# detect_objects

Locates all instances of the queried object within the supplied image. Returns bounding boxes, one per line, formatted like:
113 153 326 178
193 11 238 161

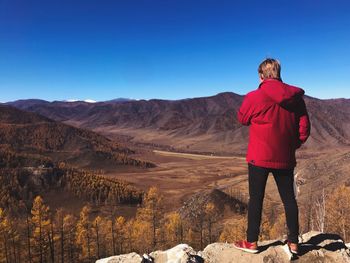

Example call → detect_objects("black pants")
246 163 299 243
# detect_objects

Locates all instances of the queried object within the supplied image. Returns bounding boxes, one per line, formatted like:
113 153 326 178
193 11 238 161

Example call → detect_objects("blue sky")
1 0 350 102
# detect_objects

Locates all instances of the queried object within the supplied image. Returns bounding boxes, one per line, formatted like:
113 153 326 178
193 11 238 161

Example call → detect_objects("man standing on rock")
233 58 310 255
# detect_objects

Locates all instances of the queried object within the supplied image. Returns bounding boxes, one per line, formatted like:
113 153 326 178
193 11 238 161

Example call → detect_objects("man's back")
237 78 310 169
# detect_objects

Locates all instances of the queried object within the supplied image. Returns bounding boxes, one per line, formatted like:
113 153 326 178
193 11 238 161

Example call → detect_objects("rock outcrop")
96 252 143 263
97 231 350 263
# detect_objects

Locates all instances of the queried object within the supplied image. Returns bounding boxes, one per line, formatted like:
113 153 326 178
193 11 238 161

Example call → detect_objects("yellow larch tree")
131 218 153 254
31 195 51 263
164 211 183 248
219 216 247 243
63 214 77 262
0 208 11 263
92 215 108 260
136 186 165 250
325 185 350 241
76 205 94 262
114 216 126 254
204 202 220 244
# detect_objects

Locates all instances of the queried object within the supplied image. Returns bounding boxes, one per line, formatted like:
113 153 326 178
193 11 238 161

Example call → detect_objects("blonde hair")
258 58 281 80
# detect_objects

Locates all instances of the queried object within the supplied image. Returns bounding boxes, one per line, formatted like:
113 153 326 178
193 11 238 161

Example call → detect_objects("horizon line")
2 91 350 104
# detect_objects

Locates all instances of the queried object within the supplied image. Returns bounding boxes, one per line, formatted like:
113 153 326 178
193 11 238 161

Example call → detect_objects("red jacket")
237 79 310 169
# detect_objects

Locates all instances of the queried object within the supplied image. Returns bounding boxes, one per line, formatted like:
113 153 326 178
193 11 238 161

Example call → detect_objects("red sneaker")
287 241 298 254
232 240 259 253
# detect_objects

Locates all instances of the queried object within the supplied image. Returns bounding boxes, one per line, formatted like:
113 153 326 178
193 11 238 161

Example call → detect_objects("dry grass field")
105 150 247 211
103 149 295 220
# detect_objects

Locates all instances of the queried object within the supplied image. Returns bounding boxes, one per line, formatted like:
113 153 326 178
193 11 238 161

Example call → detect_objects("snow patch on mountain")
66 99 97 103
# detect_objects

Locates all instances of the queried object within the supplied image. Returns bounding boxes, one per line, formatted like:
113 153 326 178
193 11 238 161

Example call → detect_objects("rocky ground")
96 231 350 263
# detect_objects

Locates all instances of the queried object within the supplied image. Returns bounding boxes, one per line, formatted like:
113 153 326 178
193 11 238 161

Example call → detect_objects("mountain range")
6 92 350 154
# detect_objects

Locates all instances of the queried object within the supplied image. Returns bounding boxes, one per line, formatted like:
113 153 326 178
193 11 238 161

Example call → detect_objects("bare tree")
313 188 326 232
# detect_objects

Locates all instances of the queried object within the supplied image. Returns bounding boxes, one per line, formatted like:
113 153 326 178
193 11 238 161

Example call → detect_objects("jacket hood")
259 79 304 108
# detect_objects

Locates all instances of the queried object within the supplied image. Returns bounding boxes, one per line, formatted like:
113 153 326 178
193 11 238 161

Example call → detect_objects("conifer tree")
219 216 247 243
47 212 55 263
0 208 21 263
164 211 183 247
8 219 21 263
185 227 196 247
92 216 106 259
0 208 10 263
131 218 152 253
124 218 135 253
76 205 93 262
63 214 76 263
31 196 51 263
19 200 33 263
114 216 126 254
136 186 164 249
204 202 219 244
55 209 64 263
325 185 350 241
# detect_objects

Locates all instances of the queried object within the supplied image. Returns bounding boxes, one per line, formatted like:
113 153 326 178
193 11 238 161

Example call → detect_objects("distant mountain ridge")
6 92 350 154
0 105 154 168
6 97 134 106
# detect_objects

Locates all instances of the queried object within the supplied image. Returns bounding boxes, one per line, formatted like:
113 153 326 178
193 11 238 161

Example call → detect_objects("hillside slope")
0 105 154 168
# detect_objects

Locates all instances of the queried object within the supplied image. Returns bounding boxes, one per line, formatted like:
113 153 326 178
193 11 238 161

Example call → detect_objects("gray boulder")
202 231 350 263
97 231 350 263
96 252 142 263
148 244 203 263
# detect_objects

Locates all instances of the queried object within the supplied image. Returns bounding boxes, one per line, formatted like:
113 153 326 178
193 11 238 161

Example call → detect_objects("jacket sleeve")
237 94 255 126
297 97 310 146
